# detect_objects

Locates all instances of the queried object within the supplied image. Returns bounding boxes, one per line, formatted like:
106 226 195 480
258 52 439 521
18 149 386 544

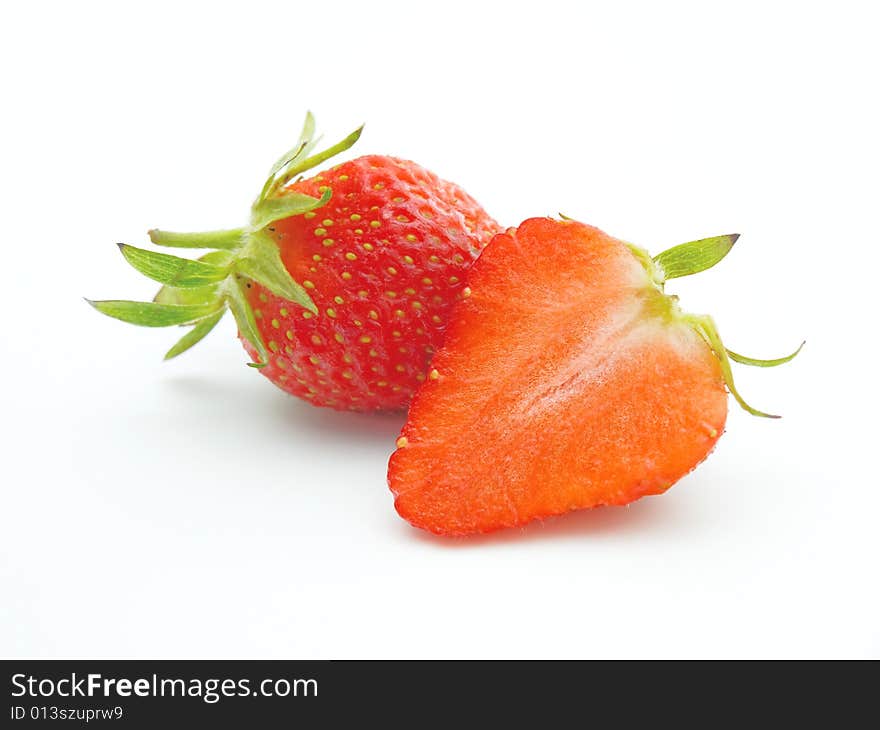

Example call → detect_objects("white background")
2 1 877 659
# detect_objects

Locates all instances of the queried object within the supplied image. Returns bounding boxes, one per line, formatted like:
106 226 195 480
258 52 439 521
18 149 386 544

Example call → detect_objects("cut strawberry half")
388 217 802 536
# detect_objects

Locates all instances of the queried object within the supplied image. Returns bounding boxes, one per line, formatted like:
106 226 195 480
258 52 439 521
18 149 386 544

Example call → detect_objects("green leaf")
727 341 804 367
197 250 235 266
164 310 226 360
225 279 268 367
148 228 245 250
152 251 233 305
119 244 229 287
260 143 309 203
267 111 318 178
153 282 219 306
685 314 780 418
260 123 363 202
153 251 234 304
235 231 318 313
87 299 223 327
281 124 363 181
249 188 332 231
653 234 739 282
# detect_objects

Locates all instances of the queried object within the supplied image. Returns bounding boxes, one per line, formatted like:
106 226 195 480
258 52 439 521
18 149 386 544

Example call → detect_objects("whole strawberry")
90 114 500 411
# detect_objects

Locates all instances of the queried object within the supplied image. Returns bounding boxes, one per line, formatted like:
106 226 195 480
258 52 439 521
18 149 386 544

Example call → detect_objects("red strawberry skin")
242 155 500 411
389 218 728 535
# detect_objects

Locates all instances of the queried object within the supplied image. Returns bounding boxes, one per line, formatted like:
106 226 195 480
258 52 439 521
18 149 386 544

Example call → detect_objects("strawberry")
388 217 802 535
89 114 500 411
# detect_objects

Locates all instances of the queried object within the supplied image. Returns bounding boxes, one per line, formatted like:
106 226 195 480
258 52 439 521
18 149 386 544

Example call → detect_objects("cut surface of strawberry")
389 217 801 535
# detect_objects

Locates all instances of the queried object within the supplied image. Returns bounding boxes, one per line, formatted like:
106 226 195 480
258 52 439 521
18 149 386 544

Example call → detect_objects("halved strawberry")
389 217 801 535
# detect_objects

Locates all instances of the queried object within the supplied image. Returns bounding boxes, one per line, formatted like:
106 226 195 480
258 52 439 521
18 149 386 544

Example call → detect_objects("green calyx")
88 112 363 366
632 234 803 418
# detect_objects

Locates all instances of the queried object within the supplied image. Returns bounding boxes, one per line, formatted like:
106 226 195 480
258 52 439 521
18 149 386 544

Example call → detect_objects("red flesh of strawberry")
389 218 732 535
